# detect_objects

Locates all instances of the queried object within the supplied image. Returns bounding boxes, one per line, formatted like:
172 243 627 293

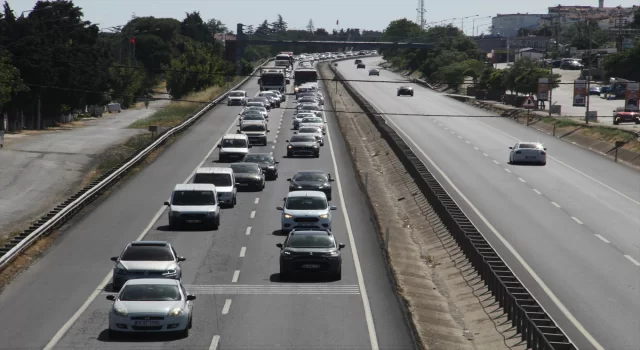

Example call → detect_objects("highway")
338 57 640 350
0 62 415 350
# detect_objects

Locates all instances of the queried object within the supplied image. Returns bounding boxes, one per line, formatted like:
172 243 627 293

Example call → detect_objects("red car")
613 107 640 125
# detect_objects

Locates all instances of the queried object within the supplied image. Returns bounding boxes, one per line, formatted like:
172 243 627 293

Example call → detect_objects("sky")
6 0 640 35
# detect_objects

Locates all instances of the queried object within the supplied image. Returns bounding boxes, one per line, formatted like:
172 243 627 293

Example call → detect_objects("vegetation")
603 41 640 82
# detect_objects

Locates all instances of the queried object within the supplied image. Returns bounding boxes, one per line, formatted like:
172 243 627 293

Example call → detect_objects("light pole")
476 23 491 36
472 16 492 36
460 15 478 35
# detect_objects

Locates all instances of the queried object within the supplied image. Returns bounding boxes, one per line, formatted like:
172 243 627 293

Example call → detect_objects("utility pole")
585 16 592 124
416 0 426 30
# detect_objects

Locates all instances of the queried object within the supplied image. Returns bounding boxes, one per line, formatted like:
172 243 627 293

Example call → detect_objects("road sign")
522 96 536 109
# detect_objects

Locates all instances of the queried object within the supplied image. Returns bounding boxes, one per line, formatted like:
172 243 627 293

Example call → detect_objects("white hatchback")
509 142 547 165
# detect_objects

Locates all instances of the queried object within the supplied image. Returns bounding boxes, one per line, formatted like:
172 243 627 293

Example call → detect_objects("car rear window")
122 246 173 261
193 173 232 187
286 235 334 248
172 190 216 205
120 285 181 301
519 143 541 149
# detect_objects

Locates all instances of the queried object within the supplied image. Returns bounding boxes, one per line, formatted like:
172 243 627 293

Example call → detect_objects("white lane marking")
349 85 604 349
42 113 241 350
444 127 448 130
254 197 260 204
250 211 256 218
551 202 561 208
624 255 640 267
471 117 640 207
473 147 479 150
518 177 526 183
232 270 240 283
572 217 583 225
245 226 252 236
482 153 488 157
272 145 275 149
492 160 499 164
222 299 232 315
533 189 542 195
239 247 246 257
594 234 610 243
465 141 470 144
457 135 462 139
209 335 220 350
504 168 511 173
325 105 380 350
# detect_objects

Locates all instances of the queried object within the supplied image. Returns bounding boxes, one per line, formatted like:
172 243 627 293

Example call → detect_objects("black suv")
397 86 414 96
287 170 334 200
277 229 345 280
242 153 279 180
229 162 265 191
357 63 365 69
286 134 320 158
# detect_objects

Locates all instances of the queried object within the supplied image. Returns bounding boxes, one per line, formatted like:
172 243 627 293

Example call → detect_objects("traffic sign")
522 96 536 109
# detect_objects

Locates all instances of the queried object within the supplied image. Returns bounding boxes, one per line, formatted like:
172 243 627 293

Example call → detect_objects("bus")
293 68 318 90
275 53 294 68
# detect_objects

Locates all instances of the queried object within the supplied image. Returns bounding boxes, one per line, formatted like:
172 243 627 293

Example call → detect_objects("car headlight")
168 308 184 317
283 251 291 255
312 145 318 148
284 214 293 219
268 165 275 169
288 145 293 149
113 307 128 316
319 214 329 219
163 269 177 276
325 251 339 256
170 211 180 217
115 264 127 275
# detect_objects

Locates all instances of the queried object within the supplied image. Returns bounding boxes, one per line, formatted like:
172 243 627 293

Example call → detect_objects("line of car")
103 67 347 338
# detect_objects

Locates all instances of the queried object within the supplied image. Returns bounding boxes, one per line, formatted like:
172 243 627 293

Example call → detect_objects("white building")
491 14 545 37
516 48 545 61
542 4 638 30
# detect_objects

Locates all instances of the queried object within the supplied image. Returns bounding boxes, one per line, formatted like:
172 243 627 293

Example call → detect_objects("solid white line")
518 177 526 183
504 168 511 173
482 152 488 156
465 141 470 144
245 226 252 236
209 335 220 350
351 84 603 349
470 117 640 207
594 234 609 243
221 299 232 315
532 189 542 195
325 100 380 350
254 197 259 204
250 211 256 218
492 160 499 164
444 127 448 130
239 246 246 257
473 147 479 150
624 255 640 267
232 270 240 283
571 217 583 225
457 135 462 139
551 202 561 208
42 115 241 350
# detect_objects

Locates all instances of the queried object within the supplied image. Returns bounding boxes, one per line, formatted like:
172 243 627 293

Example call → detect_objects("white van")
228 90 247 106
164 184 220 230
238 120 269 146
193 167 237 207
218 133 251 162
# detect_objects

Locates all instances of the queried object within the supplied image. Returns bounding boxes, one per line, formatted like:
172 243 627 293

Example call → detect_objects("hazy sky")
6 0 640 34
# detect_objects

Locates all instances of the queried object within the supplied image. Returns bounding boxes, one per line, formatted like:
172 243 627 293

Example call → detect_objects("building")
541 4 638 30
491 14 545 37
516 48 545 61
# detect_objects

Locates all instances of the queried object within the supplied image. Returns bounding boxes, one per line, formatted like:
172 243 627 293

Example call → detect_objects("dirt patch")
319 63 526 350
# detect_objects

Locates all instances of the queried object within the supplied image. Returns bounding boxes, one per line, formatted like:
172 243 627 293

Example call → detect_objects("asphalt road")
0 63 415 350
339 57 640 350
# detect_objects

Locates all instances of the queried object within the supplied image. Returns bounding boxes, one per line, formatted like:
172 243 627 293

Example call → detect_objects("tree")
603 41 640 82
244 24 254 35
166 41 229 99
255 20 270 37
314 28 329 36
306 19 314 33
632 8 640 28
181 11 212 43
382 18 422 41
562 22 608 50
0 50 26 106
270 14 287 34
206 18 227 35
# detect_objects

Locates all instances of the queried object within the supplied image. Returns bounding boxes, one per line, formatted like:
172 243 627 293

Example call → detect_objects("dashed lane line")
551 202 561 208
209 335 220 350
624 255 640 267
518 177 526 183
594 234 610 243
571 217 583 225
232 270 240 283
492 160 499 164
222 299 232 315
254 197 259 204
504 168 511 173
250 210 256 218
245 226 252 236
239 246 246 257
533 189 542 195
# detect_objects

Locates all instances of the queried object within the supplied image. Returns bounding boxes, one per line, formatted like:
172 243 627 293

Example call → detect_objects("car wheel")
314 152 320 158
540 161 547 166
232 196 237 206
287 152 293 158
108 329 119 339
397 93 400 96
212 216 220 230
188 316 193 329
334 268 342 281
262 181 266 190
179 327 189 338
279 266 288 281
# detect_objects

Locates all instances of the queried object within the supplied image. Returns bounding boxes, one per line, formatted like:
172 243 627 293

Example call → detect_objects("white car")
277 191 337 233
218 133 251 162
227 90 247 106
106 278 195 337
509 142 547 165
193 167 237 207
296 126 324 145
299 116 326 134
239 113 267 127
164 184 221 230
293 112 316 129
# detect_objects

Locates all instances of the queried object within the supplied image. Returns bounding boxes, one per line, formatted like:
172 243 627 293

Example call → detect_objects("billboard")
625 82 640 110
537 78 549 101
573 80 587 107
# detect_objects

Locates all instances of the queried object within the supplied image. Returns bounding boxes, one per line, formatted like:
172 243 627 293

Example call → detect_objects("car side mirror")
110 257 118 262
276 206 283 210
217 144 221 148
235 182 241 186
267 129 271 132
248 145 253 148
186 295 196 301
236 130 241 134
257 78 261 84
508 147 513 149
286 178 291 181
339 243 346 249
164 201 170 206
275 161 279 164
293 131 297 134
177 257 186 262
544 148 547 150
285 140 289 142
330 205 337 210
106 295 115 301
276 243 283 248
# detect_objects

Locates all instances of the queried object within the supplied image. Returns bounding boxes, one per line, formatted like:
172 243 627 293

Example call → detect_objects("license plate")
301 264 320 269
298 223 315 227
186 220 201 223
134 321 160 326
525 156 535 159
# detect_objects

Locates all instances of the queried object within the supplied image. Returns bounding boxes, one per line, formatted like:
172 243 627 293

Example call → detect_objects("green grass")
129 78 242 129
94 133 156 175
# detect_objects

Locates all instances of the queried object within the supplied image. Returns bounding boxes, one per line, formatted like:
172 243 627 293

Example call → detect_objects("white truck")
258 67 289 93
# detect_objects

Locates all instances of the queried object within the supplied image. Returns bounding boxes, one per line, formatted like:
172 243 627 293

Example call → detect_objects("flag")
336 20 339 25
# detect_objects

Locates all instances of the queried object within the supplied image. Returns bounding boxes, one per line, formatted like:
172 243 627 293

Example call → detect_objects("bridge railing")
240 33 436 44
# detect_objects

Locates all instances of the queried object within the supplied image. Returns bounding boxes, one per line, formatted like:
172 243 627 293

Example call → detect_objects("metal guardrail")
0 58 275 271
326 56 577 350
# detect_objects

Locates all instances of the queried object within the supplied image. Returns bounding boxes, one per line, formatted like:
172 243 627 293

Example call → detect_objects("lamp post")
472 16 492 36
460 15 478 35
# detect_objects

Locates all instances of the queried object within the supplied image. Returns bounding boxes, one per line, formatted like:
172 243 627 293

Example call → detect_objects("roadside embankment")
319 62 525 350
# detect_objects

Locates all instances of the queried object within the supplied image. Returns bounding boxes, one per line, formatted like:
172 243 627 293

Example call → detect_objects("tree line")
0 0 256 132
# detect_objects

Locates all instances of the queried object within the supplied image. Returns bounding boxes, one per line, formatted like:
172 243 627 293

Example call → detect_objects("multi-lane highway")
338 57 640 350
0 62 415 349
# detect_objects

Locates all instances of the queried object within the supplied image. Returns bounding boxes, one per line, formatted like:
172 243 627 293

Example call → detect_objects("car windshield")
246 103 263 108
293 172 327 181
230 92 244 97
301 105 320 111
285 196 327 210
193 173 232 187
299 127 320 134
286 234 335 248
244 154 273 163
221 139 248 148
243 115 264 120
230 164 259 173
241 124 266 132
297 114 315 119
119 284 181 301
290 135 316 142
172 190 216 205
121 246 173 261
518 143 542 149
302 118 322 123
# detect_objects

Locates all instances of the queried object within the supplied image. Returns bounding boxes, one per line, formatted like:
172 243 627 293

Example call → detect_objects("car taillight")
515 151 522 154
540 151 546 155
